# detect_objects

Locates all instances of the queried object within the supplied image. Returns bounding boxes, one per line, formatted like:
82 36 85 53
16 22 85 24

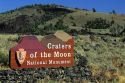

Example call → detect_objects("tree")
112 10 116 14
92 8 96 12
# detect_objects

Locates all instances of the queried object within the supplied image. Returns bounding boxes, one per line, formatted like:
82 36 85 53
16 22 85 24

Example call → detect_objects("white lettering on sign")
30 52 37 58
47 43 71 49
54 51 71 57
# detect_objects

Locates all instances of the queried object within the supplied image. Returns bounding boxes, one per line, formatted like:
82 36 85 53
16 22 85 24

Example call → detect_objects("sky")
0 0 125 14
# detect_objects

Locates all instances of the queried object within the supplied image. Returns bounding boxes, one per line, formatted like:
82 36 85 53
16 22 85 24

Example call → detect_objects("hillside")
0 4 125 36
0 4 73 34
47 10 125 26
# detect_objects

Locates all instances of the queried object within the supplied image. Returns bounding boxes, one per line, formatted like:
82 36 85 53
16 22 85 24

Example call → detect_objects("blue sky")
0 0 125 14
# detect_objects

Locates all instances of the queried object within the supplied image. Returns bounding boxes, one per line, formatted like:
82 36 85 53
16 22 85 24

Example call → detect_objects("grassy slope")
0 7 44 22
46 10 125 37
0 5 74 34
47 10 125 28
0 5 125 34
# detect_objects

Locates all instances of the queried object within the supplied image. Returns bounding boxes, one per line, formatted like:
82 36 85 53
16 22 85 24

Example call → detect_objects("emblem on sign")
16 48 26 65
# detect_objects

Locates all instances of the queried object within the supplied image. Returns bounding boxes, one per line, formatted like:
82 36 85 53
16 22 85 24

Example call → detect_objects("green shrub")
45 19 69 32
71 21 76 26
0 52 9 66
8 36 18 42
69 16 74 20
84 18 111 29
110 24 125 36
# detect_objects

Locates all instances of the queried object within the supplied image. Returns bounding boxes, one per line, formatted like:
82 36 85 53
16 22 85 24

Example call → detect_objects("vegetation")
0 52 8 66
84 18 112 30
43 19 69 34
0 4 125 36
110 24 125 36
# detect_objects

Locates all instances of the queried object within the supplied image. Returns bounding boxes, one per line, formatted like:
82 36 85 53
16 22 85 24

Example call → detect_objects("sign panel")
10 31 74 69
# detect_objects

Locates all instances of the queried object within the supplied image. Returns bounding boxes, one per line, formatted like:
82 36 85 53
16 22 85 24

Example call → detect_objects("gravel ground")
0 56 97 83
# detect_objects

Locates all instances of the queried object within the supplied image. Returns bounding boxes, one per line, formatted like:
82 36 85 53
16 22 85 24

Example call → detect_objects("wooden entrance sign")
10 31 74 69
